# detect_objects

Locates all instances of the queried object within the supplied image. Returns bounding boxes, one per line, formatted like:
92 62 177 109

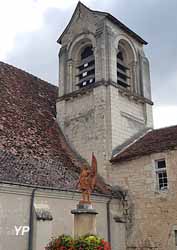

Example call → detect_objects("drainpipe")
28 188 37 250
106 196 113 246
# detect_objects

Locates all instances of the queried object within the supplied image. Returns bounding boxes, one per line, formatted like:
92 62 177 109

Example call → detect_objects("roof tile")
0 61 111 195
111 125 177 163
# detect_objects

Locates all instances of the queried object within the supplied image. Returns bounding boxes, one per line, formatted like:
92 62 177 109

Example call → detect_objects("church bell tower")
56 2 153 177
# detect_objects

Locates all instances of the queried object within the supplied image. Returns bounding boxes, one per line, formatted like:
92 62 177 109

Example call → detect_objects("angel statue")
77 153 97 204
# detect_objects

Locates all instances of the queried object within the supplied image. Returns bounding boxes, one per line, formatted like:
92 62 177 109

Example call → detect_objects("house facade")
110 126 177 250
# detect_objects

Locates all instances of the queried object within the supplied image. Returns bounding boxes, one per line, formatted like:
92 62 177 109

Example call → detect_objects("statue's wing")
91 152 97 176
90 152 97 190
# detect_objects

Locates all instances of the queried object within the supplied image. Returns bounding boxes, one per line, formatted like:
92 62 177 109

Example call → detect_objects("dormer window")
77 45 95 88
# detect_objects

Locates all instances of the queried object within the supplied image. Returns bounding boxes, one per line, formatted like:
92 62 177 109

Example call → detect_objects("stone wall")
109 149 177 250
0 183 126 250
110 85 153 149
57 84 112 176
57 3 153 178
57 82 153 178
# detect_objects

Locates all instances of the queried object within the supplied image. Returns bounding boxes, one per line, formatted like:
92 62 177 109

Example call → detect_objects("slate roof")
0 61 111 195
111 125 177 163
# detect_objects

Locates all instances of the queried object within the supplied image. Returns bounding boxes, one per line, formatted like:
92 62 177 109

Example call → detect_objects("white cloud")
153 106 177 128
1 0 177 129
0 0 44 59
0 0 96 59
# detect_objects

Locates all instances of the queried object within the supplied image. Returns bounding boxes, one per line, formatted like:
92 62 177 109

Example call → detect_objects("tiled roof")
111 125 177 163
0 149 78 189
0 61 111 195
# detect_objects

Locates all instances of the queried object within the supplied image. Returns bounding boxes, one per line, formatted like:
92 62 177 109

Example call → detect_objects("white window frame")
155 158 168 191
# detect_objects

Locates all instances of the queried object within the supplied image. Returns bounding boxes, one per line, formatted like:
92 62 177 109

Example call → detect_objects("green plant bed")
45 234 111 250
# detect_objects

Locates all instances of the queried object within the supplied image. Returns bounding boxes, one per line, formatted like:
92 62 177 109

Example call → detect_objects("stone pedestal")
71 204 98 238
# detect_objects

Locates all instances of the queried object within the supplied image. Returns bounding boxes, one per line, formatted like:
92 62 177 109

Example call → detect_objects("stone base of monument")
71 203 98 238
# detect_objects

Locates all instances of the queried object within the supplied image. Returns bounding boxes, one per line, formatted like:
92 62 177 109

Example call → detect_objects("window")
117 49 130 88
175 230 177 247
76 45 95 88
116 40 136 91
117 40 134 89
155 159 168 191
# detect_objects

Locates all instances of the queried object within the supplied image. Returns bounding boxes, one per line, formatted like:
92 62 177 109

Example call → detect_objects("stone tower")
56 2 153 177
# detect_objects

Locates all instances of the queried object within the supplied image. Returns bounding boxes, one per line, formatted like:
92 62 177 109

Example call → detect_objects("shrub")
45 234 111 250
45 235 74 250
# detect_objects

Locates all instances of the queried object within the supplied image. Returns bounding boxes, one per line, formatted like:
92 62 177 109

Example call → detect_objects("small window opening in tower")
117 47 130 88
77 45 95 88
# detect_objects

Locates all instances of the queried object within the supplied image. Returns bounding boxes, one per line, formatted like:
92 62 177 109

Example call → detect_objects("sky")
0 0 177 128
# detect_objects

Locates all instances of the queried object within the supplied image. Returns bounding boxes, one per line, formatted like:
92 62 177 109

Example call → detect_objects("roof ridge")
111 128 152 162
111 124 177 163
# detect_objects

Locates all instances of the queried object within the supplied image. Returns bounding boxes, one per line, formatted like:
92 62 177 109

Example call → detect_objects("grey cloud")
5 1 177 105
5 7 73 84
92 0 177 105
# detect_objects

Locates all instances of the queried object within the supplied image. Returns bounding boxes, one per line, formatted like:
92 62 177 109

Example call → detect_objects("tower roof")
57 2 147 45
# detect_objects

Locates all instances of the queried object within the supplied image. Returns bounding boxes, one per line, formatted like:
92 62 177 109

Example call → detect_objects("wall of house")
0 184 126 250
109 149 177 250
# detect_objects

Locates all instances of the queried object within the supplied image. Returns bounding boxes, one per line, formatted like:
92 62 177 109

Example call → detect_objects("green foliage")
45 235 74 250
45 234 111 250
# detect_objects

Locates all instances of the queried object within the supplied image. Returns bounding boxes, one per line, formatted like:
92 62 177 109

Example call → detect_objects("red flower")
103 242 111 250
97 246 103 250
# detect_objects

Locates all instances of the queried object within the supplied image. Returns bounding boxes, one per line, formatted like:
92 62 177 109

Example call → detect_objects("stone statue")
77 153 97 204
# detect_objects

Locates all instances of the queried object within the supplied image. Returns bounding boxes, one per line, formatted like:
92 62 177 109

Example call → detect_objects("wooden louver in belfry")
77 46 95 88
117 51 130 88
